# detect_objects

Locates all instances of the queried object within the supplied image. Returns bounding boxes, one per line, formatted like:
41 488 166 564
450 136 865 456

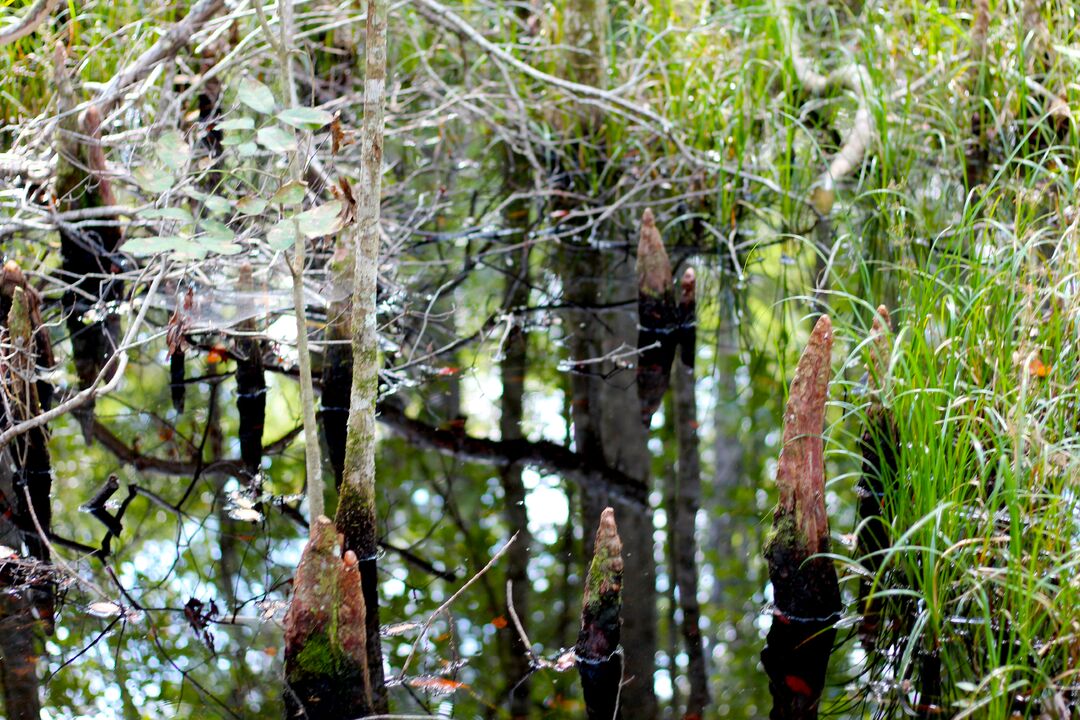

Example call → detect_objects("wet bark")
321 237 352 490
235 265 267 482
595 252 657 719
54 50 123 440
561 237 657 717
670 268 709 719
0 592 42 720
577 508 623 720
762 315 840 720
0 266 51 719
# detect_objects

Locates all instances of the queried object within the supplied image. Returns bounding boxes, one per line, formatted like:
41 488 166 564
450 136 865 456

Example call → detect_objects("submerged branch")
376 401 648 507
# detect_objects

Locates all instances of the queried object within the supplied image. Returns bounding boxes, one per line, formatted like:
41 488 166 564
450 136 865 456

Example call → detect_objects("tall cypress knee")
762 315 840 720
284 517 372 718
635 209 676 425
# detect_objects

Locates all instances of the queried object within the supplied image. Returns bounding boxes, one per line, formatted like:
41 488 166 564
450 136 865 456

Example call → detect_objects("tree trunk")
54 48 122 440
0 593 42 720
0 265 51 719
670 268 709 719
500 156 533 719
235 264 267 482
333 0 389 709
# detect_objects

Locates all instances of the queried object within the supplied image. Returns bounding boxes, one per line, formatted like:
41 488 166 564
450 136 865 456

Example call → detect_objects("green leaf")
154 130 189 171
123 236 204 258
266 217 296 250
236 141 260 158
133 166 174 194
256 126 297 154
200 219 235 243
141 207 193 222
217 117 255 131
237 78 276 114
221 132 252 147
295 201 343 239
276 107 334 129
237 196 268 215
271 181 306 206
202 195 233 216
197 236 243 255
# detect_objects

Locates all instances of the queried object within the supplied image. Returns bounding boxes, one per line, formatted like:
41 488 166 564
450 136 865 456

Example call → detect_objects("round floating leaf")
237 78 276 115
256 126 297 154
276 107 333 130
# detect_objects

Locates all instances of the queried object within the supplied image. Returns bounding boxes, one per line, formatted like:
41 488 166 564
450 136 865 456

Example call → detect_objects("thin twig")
397 531 518 680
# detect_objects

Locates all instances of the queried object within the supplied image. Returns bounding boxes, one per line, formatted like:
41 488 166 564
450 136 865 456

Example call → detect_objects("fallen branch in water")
376 400 649 507
774 0 876 215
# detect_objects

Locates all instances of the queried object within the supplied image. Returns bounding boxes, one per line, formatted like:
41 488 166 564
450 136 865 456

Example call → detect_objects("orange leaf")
1028 356 1049 378
264 646 278 657
207 347 224 364
490 615 508 629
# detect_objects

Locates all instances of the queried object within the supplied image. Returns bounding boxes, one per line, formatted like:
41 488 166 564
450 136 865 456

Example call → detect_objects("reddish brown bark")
283 516 371 719
762 315 840 720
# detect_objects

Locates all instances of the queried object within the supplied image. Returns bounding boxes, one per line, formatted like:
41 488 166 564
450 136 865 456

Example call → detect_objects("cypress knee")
762 315 840 720
577 507 624 720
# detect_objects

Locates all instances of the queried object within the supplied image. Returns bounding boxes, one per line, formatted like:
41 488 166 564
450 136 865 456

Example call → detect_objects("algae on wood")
577 507 623 720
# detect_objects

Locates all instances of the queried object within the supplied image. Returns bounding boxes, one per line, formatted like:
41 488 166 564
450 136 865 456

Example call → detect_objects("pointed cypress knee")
635 209 677 425
762 315 840 720
284 516 372 719
1 271 56 632
855 306 897 646
577 507 624 720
